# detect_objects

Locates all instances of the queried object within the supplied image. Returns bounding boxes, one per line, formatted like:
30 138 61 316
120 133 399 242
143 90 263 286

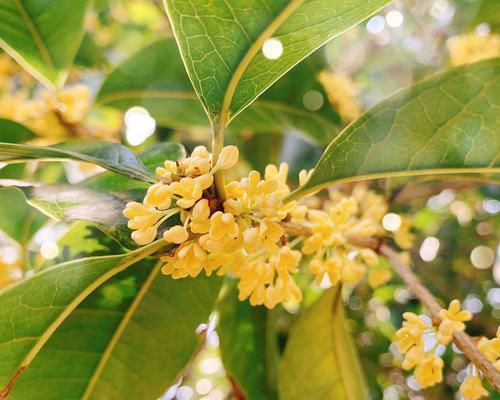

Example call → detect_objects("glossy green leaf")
163 0 392 126
41 222 124 269
8 262 222 399
1 142 186 249
83 141 186 192
97 39 339 144
279 287 368 400
0 187 46 245
0 0 91 87
17 184 139 249
289 58 500 200
0 119 35 143
0 140 156 183
218 284 278 400
0 239 166 396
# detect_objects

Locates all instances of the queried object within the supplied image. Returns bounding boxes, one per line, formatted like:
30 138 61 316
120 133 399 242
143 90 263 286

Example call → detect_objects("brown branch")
380 245 500 392
280 221 381 249
280 221 500 390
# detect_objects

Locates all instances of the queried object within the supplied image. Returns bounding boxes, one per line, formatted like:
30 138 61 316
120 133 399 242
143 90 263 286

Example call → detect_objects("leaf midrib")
218 0 305 126
0 240 166 395
81 261 162 399
13 0 55 73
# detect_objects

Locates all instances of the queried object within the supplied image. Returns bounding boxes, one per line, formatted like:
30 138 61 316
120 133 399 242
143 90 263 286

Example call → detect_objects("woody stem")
279 220 500 391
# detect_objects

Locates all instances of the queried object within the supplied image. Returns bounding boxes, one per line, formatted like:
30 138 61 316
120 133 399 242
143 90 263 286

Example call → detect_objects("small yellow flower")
413 354 444 388
156 160 178 182
394 217 414 250
123 202 163 230
318 71 362 123
190 199 211 233
163 225 189 244
171 177 203 208
368 268 392 288
460 374 489 400
401 345 424 371
161 240 207 278
131 226 158 245
143 182 173 210
52 84 91 124
360 248 379 266
437 299 472 345
448 33 500 66
215 145 239 170
478 331 500 370
395 312 427 354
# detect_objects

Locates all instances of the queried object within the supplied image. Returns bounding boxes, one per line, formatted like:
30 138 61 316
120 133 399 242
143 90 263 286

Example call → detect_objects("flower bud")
215 145 239 170
131 226 157 245
164 225 189 244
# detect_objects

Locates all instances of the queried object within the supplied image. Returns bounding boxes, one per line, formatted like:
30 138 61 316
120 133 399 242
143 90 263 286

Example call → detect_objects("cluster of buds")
394 300 499 399
123 145 392 308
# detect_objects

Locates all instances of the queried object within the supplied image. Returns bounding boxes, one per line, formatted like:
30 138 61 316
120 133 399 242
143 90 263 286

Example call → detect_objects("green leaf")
0 119 35 143
0 0 91 87
7 262 222 400
0 140 156 183
278 287 368 400
163 0 391 126
1 142 185 249
16 184 140 249
83 141 186 192
218 283 278 400
0 239 166 396
41 222 124 268
0 187 46 245
468 0 500 32
97 39 339 144
289 58 500 200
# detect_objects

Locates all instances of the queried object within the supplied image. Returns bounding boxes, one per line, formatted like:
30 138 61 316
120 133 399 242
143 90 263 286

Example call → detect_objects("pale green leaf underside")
164 0 392 123
289 58 500 200
0 0 90 87
97 39 339 144
278 288 368 400
0 240 166 392
0 140 156 183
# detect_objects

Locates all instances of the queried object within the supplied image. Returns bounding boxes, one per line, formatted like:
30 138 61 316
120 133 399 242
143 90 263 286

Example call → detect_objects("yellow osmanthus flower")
302 191 385 286
393 303 484 394
0 259 23 289
393 217 415 250
478 328 500 371
448 33 500 66
123 146 392 308
414 353 444 388
318 70 362 123
460 374 489 400
0 83 92 138
436 299 472 345
395 312 427 354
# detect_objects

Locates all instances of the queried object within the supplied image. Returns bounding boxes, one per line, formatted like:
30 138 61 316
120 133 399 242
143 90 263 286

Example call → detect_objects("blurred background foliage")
0 0 499 399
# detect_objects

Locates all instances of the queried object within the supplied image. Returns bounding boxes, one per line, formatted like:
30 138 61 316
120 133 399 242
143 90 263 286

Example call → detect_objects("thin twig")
380 245 500 392
279 221 500 391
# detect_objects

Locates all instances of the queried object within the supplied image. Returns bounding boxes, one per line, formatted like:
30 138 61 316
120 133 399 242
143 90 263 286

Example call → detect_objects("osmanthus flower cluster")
123 145 391 308
395 300 499 399
447 32 500 66
0 53 98 139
